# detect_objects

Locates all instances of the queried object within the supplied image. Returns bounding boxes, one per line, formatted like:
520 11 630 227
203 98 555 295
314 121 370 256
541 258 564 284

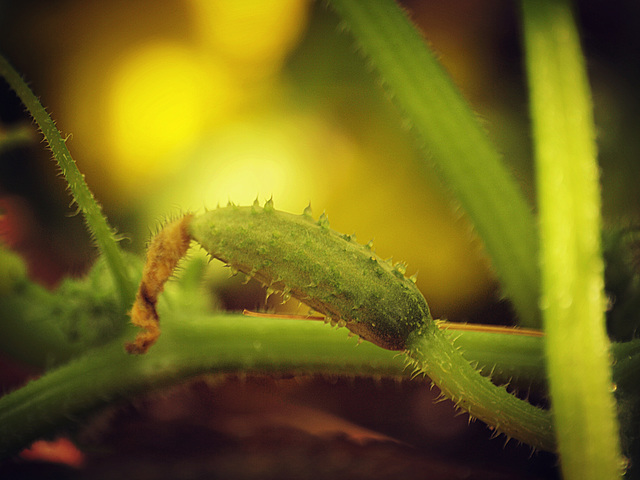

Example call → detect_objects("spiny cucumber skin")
189 204 433 350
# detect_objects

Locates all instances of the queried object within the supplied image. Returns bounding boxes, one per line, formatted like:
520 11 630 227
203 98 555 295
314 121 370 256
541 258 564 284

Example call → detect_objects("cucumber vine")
125 204 554 450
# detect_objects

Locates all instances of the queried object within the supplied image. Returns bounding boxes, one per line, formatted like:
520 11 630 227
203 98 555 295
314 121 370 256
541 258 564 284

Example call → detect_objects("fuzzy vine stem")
0 312 399 456
0 307 550 457
326 0 541 329
0 54 135 310
406 326 554 451
521 1 624 478
2 292 638 457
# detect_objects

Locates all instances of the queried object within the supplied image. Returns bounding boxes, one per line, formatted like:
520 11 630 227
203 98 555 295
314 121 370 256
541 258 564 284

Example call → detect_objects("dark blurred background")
1 2 638 478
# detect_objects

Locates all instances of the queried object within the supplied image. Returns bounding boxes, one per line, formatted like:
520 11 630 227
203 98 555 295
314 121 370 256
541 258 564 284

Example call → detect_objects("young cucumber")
189 201 433 350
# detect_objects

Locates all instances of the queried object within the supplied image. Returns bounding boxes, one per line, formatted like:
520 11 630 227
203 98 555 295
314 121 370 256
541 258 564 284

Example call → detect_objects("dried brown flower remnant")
126 215 193 354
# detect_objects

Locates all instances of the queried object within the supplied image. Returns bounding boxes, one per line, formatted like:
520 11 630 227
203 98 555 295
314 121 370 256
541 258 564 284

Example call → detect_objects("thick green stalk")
0 312 405 457
0 54 135 309
445 326 547 389
521 1 623 478
3 290 638 457
0 305 554 457
327 0 541 328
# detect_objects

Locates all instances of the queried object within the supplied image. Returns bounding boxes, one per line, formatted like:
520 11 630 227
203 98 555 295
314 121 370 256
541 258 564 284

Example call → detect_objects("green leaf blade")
521 1 624 478
327 0 541 328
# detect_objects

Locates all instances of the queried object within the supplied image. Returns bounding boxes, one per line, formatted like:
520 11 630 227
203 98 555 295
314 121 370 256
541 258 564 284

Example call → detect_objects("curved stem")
3 292 637 458
406 327 555 452
0 305 554 457
0 312 404 457
442 324 547 389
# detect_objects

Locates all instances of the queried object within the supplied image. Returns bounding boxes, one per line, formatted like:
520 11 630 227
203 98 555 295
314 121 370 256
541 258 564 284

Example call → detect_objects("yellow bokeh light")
188 0 310 77
213 157 294 207
147 116 310 214
105 41 235 197
139 110 360 221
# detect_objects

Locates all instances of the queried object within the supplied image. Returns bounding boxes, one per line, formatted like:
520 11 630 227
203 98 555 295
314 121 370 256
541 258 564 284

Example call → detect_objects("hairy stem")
406 328 555 451
521 0 623 477
3 302 638 459
1 307 554 457
0 312 404 457
0 54 135 310
2 273 637 459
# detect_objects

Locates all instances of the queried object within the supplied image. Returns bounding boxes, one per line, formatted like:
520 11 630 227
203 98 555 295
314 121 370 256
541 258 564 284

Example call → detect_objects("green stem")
1 311 552 457
521 1 623 478
0 54 135 310
406 327 555 452
1 274 555 457
444 326 548 389
327 0 541 328
2 280 637 458
0 312 405 457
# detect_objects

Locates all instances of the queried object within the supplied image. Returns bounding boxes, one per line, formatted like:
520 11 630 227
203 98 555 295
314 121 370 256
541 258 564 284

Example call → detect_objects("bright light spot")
186 119 303 208
105 41 234 197
188 0 309 77
213 158 292 206
140 112 357 220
